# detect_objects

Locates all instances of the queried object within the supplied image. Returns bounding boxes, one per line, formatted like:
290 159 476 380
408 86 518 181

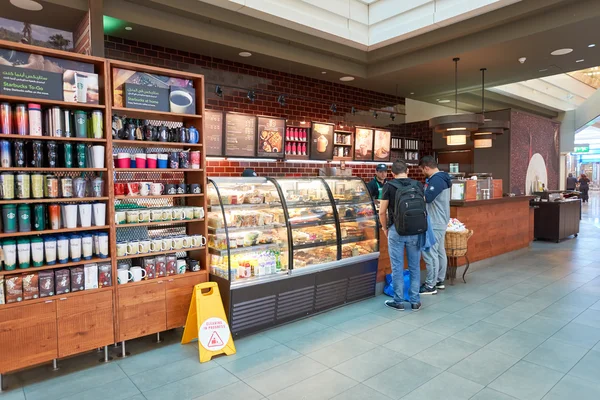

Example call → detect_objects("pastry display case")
323 177 379 259
207 178 290 286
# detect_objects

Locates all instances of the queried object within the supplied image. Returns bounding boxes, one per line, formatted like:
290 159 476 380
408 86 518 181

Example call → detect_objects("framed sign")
204 110 223 156
310 122 335 161
354 127 374 160
373 129 392 162
225 112 256 157
257 116 285 159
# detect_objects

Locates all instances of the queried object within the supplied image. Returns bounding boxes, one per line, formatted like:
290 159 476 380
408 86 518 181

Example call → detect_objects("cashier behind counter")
367 164 388 200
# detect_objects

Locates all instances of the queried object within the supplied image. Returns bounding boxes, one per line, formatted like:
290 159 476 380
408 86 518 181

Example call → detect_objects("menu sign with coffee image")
373 129 392 162
225 113 256 157
169 86 196 114
124 83 169 111
354 127 374 160
204 110 224 156
310 122 334 161
257 116 285 158
0 65 63 100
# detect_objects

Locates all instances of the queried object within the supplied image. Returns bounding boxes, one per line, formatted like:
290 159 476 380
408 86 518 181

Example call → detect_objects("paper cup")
92 146 105 168
78 203 92 227
93 203 106 226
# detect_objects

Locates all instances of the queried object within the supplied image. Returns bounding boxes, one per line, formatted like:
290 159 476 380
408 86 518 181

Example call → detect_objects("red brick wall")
74 12 91 55
104 36 434 181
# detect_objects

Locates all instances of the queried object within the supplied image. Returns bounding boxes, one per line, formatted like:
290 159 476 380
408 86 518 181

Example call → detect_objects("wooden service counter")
376 196 534 283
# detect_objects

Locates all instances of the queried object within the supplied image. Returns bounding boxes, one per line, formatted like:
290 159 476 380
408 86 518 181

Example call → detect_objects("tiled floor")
3 193 600 400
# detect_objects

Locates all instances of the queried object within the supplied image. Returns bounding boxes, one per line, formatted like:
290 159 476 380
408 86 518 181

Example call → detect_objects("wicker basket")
445 229 473 257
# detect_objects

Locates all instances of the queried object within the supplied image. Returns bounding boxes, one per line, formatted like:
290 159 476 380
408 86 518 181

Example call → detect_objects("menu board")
204 110 223 156
225 113 256 157
257 116 285 158
310 122 335 161
354 127 374 160
373 129 392 162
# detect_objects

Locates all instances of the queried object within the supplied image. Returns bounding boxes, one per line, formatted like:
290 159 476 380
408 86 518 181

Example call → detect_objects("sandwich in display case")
207 177 379 336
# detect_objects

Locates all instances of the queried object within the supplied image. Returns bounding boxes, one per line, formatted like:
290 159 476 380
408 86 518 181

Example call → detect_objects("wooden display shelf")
0 95 106 110
333 143 352 147
0 257 111 277
285 139 308 143
112 106 202 123
112 140 203 149
116 218 204 228
115 194 204 200
334 130 353 134
0 134 106 143
0 167 106 172
287 125 310 128
0 197 109 205
116 246 205 260
115 168 203 172
116 270 208 289
0 225 109 239
0 287 113 310
333 157 353 161
285 154 309 160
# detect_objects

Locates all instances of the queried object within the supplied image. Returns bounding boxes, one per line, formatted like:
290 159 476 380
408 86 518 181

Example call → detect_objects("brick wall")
104 35 434 181
74 12 91 55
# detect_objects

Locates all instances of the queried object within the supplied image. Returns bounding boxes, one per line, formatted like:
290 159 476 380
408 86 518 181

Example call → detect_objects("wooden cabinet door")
0 301 58 373
166 274 208 329
56 290 115 358
118 282 166 341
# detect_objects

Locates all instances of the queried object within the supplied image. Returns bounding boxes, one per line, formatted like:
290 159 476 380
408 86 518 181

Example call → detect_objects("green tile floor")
2 194 600 400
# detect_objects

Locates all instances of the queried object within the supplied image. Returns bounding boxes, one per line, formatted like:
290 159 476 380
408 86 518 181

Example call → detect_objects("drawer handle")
59 297 68 301
157 281 164 284
168 279 174 282
44 300 53 303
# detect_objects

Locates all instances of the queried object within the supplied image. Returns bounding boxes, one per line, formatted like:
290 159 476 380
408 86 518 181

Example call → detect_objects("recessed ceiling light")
410 92 415 95
125 26 133 31
438 99 451 104
576 59 585 63
239 51 252 57
551 48 573 56
539 68 548 72
321 71 327 74
589 44 596 48
339 76 355 82
10 0 43 10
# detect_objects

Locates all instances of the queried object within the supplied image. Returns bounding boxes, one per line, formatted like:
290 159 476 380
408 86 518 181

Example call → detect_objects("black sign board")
310 122 335 161
124 83 169 111
257 116 285 159
225 113 256 157
204 110 224 156
0 65 63 101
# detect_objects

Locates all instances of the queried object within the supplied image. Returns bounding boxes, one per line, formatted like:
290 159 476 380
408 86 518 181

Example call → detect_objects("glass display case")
323 177 379 259
273 178 339 269
207 178 289 285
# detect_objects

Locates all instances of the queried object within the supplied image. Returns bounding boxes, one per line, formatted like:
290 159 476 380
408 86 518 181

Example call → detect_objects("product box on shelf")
0 278 4 304
39 270 55 297
22 273 39 300
55 269 70 295
5 275 23 303
98 263 112 287
84 263 98 289
70 266 84 292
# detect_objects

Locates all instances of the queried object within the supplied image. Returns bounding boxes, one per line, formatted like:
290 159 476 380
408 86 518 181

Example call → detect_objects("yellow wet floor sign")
181 282 236 362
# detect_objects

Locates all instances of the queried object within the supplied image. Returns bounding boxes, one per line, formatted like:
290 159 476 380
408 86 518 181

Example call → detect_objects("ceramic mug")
126 240 139 255
161 237 173 250
172 208 183 221
126 210 139 224
115 210 126 225
151 238 164 252
139 182 151 196
183 207 194 220
138 210 151 223
126 182 140 196
191 234 207 247
165 184 177 195
193 207 204 219
182 236 191 249
176 259 187 274
130 266 147 282
116 241 128 257
150 209 163 222
162 208 173 221
139 240 151 254
150 182 164 196
117 269 133 285
172 236 184 250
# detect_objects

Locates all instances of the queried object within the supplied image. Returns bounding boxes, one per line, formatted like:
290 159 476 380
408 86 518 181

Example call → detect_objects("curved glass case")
323 177 379 259
207 178 289 285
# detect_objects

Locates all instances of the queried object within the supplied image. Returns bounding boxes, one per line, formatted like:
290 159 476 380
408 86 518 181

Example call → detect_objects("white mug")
176 259 187 274
78 203 92 227
130 266 147 282
139 182 151 196
182 236 191 249
117 269 133 284
126 241 139 255
192 234 207 247
150 182 164 196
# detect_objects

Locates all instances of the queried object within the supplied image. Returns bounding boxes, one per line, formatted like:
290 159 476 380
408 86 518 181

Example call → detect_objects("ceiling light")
474 138 493 148
438 99 451 104
551 48 573 56
410 92 415 95
576 59 585 63
518 57 527 64
472 67 510 143
247 90 256 103
321 71 327 74
447 127 467 131
9 0 42 11
239 51 252 57
429 58 484 134
447 135 467 146
340 76 355 82
125 26 133 31
330 103 337 113
277 95 286 107
215 85 223 97
589 44 596 48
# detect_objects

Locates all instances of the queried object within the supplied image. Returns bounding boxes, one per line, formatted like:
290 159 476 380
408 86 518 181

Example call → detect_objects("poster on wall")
0 47 98 103
354 127 374 160
225 112 256 157
310 122 334 161
169 86 196 114
0 17 75 52
257 116 285 159
204 110 223 156
123 83 169 111
373 129 392 162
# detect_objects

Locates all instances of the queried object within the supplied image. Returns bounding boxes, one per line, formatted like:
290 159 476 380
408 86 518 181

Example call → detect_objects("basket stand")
444 230 473 285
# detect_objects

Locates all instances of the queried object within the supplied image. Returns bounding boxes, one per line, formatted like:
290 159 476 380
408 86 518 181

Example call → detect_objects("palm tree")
48 34 71 50
21 23 32 44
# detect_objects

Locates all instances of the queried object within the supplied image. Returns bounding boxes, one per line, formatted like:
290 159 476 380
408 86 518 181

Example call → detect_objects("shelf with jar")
284 125 310 159
333 130 354 160
390 137 420 162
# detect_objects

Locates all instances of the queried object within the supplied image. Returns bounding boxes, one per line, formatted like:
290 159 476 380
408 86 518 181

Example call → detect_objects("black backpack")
388 180 427 235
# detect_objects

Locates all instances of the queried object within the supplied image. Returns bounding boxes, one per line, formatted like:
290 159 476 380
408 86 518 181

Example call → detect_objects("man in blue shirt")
419 156 452 294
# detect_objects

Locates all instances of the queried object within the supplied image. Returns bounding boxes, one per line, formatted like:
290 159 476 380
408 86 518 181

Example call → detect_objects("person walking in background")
566 173 578 191
579 174 590 203
379 160 427 311
367 164 388 201
418 156 452 295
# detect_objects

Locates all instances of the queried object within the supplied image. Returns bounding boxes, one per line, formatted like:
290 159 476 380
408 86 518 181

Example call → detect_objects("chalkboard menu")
225 113 256 157
204 110 224 156
257 116 285 158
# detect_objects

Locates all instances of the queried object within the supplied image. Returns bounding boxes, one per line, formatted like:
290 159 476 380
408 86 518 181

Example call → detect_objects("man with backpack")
418 156 452 295
379 160 428 311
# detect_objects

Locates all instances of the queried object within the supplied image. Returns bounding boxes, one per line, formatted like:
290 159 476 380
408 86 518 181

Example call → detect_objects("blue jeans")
423 229 448 287
388 226 421 304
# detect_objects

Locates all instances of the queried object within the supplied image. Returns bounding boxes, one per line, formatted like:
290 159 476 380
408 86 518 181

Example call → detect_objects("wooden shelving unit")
0 134 106 143
0 197 109 205
116 218 204 228
116 246 206 260
115 194 203 200
0 225 109 239
0 95 106 110
0 168 107 172
334 129 354 161
112 140 203 149
0 257 110 277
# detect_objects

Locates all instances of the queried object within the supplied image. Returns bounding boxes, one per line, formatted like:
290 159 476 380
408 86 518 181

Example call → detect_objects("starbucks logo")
7 212 15 218
77 117 85 124
21 214 29 220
